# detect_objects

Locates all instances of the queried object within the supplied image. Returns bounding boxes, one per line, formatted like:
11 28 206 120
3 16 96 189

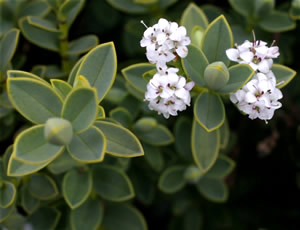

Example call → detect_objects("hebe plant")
0 0 299 229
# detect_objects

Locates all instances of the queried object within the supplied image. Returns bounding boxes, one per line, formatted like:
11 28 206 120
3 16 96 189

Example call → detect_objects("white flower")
226 39 279 73
230 72 282 122
140 19 190 67
145 67 194 118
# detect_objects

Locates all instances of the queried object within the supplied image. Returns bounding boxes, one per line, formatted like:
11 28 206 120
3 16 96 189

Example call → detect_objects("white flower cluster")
141 18 194 119
145 67 194 119
226 39 282 122
140 18 191 69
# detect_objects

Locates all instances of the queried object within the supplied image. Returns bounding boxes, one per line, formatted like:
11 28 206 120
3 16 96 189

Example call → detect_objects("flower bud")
204 61 229 90
184 165 203 183
44 117 73 146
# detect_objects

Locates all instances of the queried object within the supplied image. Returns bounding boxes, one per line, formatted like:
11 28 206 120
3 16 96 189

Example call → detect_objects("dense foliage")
1 0 300 230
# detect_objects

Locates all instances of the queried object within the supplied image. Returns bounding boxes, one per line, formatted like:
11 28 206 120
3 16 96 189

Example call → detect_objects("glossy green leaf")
7 155 50 177
73 74 91 88
67 35 99 55
196 177 228 202
122 63 154 94
7 70 46 82
106 0 151 13
102 204 148 230
272 64 297 89
194 91 225 132
28 207 61 230
174 117 193 162
13 125 64 165
58 0 85 27
68 56 84 85
158 166 186 194
70 198 103 230
180 2 208 36
125 82 145 101
109 107 132 128
62 87 97 133
19 17 59 51
0 199 15 222
133 120 174 146
259 11 296 32
18 0 50 18
63 168 92 209
67 126 106 163
7 78 63 124
143 143 164 172
21 186 40 214
77 42 117 102
28 16 59 32
50 79 72 99
47 150 80 175
218 64 254 94
182 44 209 87
28 174 58 200
0 181 16 208
93 165 135 202
191 119 220 172
201 15 233 65
0 28 20 69
219 118 230 150
95 121 144 157
205 155 235 178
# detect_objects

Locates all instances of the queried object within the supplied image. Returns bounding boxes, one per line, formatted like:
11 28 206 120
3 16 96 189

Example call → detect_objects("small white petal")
226 48 239 62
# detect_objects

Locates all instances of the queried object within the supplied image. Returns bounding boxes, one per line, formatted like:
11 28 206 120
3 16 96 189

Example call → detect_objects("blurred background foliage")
1 0 300 229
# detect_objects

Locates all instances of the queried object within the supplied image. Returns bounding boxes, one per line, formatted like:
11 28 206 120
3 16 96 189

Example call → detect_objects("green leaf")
62 87 98 133
95 120 144 157
196 177 228 202
97 105 106 119
191 119 220 172
28 174 58 200
13 125 64 165
180 2 208 36
143 143 164 172
28 16 59 32
204 61 229 90
93 165 135 202
76 42 117 102
67 126 106 163
102 204 148 230
67 35 99 55
58 0 85 27
19 16 59 51
47 150 80 175
7 155 50 177
219 118 230 150
182 44 209 87
0 28 20 69
7 77 63 124
63 168 92 209
106 0 151 13
272 64 297 89
205 155 235 179
158 166 186 194
109 107 132 128
259 11 296 32
28 207 61 230
21 185 40 214
122 63 154 94
18 0 50 18
194 91 225 132
0 181 16 208
68 56 84 85
70 198 103 230
191 25 204 48
50 79 72 99
228 0 254 17
133 119 174 146
218 64 254 94
201 15 233 65
174 117 193 162
7 70 46 82
0 199 15 222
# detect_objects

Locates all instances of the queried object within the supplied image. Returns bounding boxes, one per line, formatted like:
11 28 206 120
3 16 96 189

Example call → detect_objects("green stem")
58 19 72 72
